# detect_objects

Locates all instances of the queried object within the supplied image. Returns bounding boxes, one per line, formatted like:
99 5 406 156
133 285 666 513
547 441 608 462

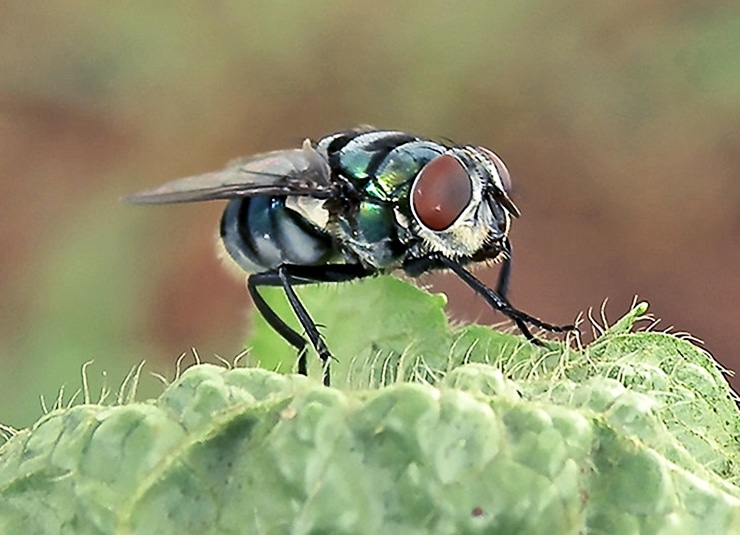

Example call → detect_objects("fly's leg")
277 267 334 383
496 253 512 297
438 255 575 335
249 268 331 384
247 264 372 386
247 276 310 376
495 238 514 297
403 254 575 344
494 242 531 345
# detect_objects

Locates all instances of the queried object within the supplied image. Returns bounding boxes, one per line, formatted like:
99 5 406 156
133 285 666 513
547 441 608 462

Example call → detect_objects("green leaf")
2 278 740 534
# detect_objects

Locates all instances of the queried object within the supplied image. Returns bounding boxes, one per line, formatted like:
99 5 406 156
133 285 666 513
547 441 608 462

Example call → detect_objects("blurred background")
1 1 738 428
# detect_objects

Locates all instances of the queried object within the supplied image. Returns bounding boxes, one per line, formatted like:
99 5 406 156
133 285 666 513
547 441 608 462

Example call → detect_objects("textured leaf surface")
1 277 739 534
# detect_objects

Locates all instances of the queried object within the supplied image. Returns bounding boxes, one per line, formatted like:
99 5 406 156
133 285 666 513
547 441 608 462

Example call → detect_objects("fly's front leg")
495 239 513 297
403 254 575 344
438 255 575 336
496 254 512 298
493 243 535 345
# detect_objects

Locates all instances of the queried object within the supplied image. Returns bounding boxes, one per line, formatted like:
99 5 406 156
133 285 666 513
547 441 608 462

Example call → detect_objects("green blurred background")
1 2 738 428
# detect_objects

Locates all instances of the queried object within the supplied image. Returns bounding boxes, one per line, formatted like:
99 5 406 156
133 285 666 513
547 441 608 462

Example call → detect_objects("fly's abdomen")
220 196 333 273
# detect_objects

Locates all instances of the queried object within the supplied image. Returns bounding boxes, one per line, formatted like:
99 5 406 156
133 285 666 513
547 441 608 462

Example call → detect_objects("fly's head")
408 146 520 261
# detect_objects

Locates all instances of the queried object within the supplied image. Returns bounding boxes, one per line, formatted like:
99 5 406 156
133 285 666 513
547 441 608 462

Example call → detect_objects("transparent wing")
124 140 333 205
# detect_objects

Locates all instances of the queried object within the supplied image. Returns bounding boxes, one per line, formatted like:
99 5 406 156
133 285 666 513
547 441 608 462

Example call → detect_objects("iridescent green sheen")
337 200 400 267
355 201 395 244
339 149 374 180
370 142 443 201
339 141 443 200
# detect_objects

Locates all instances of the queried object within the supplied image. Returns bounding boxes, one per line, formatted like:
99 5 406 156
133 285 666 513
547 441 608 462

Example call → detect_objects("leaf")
2 279 740 534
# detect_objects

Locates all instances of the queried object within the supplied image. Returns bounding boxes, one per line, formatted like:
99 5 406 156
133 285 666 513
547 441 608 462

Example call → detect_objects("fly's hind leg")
247 275 311 376
247 263 372 386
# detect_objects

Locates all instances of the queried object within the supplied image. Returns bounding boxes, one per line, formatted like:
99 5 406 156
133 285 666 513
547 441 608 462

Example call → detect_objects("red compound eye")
411 154 472 231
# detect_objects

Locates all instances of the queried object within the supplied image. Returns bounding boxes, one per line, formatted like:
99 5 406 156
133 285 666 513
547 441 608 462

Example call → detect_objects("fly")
125 127 575 385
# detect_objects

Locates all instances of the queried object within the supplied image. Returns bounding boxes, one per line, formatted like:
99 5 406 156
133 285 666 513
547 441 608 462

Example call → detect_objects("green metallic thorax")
328 138 445 269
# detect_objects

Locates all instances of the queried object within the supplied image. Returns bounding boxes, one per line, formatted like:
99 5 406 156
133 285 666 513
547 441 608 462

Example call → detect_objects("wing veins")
123 144 335 205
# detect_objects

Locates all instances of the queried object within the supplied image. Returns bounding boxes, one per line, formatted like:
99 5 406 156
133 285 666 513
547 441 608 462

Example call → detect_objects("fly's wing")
124 139 333 204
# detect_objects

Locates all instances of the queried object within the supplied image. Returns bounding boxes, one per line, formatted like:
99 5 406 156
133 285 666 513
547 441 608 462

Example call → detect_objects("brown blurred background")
1 2 738 427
